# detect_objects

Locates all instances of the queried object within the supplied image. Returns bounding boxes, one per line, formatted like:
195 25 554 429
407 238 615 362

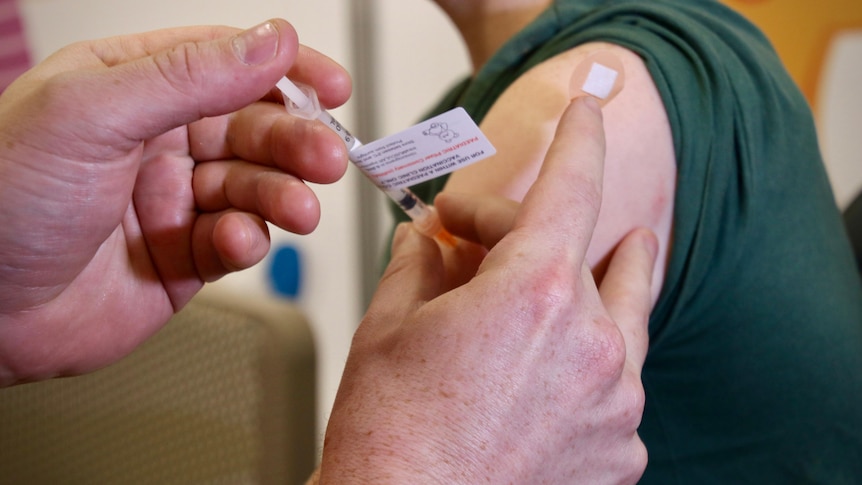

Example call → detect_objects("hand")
318 97 658 484
0 19 351 385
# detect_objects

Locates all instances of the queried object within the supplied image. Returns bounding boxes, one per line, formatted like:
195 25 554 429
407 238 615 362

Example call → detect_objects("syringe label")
349 107 496 190
321 112 358 149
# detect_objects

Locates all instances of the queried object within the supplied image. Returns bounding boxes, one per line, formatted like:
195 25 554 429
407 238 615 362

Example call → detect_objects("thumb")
598 228 658 370
435 191 519 249
80 20 298 145
364 224 445 333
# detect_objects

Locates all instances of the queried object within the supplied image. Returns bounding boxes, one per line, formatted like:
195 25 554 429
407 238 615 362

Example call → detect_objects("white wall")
819 31 862 210
374 0 468 136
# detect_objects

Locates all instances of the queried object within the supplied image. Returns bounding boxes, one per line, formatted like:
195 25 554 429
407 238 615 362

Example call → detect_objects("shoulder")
445 42 675 302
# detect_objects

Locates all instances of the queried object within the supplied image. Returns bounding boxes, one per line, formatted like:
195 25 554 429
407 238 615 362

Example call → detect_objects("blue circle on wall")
269 244 302 298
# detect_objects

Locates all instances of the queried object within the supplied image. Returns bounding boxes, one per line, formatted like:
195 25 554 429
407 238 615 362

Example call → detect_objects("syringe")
275 77 457 247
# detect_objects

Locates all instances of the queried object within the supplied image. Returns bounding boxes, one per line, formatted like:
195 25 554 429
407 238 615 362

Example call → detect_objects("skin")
314 98 658 484
0 19 352 385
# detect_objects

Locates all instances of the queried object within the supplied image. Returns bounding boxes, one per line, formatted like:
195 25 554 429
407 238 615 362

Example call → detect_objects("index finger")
509 96 607 260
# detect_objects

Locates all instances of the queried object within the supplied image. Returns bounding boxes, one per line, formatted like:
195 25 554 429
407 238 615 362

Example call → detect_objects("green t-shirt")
390 0 862 482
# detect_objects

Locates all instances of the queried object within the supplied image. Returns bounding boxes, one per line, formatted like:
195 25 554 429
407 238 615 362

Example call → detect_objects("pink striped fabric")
0 0 30 91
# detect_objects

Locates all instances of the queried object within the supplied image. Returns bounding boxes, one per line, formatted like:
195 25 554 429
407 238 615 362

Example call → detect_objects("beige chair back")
0 292 317 485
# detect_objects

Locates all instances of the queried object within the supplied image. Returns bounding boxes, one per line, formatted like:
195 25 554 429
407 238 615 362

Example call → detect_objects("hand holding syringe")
275 77 458 247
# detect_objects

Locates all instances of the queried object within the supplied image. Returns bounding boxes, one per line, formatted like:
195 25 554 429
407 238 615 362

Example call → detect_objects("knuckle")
618 373 647 430
152 42 204 101
565 170 603 215
621 438 649 484
35 72 83 111
576 316 627 380
524 262 579 306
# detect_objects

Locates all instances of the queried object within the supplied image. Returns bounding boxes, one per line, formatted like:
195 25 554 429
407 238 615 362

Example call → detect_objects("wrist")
316 412 490 484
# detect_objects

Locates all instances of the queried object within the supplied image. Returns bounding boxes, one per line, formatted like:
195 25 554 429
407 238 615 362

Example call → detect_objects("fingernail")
578 95 601 114
392 223 412 248
639 228 659 263
232 21 279 65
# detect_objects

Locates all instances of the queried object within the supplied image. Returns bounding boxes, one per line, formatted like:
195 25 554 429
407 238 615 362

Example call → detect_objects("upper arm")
443 42 675 303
